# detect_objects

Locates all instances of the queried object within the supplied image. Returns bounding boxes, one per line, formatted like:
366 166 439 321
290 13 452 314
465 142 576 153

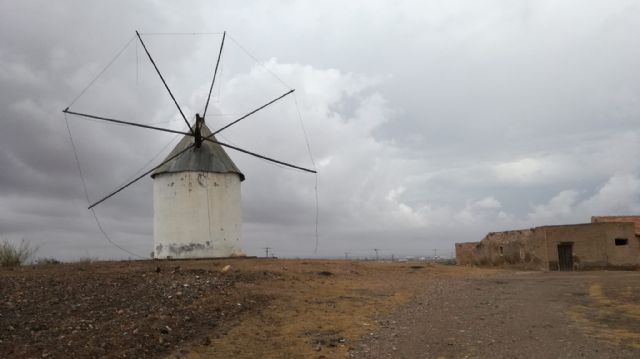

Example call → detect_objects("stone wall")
543 222 639 270
454 242 477 266
456 221 640 270
591 216 640 235
456 228 547 270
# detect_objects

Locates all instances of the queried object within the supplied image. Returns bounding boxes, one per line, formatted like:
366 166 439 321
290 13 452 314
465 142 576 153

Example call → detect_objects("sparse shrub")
76 256 98 264
73 256 99 271
35 257 61 265
0 239 38 267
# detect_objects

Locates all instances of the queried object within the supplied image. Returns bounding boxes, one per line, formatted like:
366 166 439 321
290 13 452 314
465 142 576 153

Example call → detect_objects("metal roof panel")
151 124 245 181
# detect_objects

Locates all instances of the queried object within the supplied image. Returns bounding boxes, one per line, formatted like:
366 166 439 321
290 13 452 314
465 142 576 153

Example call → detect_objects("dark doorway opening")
558 243 573 271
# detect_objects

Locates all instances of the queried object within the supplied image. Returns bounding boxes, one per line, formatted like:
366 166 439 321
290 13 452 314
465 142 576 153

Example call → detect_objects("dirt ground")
351 270 640 358
1 259 640 359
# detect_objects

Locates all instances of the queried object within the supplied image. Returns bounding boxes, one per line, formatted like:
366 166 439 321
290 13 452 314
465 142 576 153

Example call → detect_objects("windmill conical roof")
151 123 245 181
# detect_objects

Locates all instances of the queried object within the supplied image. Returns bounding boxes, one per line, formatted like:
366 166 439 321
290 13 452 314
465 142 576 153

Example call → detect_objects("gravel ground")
351 270 640 359
0 260 272 359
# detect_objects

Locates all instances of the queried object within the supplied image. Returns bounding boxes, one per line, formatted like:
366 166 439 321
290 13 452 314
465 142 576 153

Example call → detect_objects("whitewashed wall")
153 171 243 258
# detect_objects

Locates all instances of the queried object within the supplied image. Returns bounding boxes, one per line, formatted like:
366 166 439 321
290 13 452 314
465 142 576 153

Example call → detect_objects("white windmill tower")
151 116 245 259
63 31 315 259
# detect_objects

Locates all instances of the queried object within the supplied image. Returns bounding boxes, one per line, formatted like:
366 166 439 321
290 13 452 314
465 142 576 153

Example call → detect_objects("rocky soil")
0 260 272 358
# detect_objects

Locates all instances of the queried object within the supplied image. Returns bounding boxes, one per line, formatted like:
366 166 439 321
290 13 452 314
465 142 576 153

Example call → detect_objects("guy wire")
293 94 319 253
64 113 145 259
227 35 292 91
67 36 136 108
139 32 223 36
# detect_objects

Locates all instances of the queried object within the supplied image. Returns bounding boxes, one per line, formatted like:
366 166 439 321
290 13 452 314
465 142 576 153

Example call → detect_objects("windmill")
63 31 316 259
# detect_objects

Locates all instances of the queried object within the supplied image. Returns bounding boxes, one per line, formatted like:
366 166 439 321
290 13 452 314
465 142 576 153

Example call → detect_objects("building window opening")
615 238 628 246
499 246 504 255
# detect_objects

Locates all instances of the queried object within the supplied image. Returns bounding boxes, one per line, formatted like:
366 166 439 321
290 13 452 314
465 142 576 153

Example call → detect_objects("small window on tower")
615 238 628 246
499 246 504 255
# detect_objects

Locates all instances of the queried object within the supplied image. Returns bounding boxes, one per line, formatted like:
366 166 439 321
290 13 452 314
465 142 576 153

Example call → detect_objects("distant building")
455 216 640 271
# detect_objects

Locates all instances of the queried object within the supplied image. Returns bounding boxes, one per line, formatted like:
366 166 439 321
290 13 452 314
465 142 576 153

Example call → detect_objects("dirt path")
351 271 640 359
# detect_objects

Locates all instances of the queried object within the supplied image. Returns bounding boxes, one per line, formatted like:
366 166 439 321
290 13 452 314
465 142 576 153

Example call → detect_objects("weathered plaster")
153 171 243 259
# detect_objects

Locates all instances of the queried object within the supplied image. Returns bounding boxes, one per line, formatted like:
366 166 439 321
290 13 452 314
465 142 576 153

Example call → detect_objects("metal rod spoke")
203 31 226 118
211 89 294 136
63 109 191 137
203 138 316 173
88 143 196 209
86 87 305 209
136 30 194 134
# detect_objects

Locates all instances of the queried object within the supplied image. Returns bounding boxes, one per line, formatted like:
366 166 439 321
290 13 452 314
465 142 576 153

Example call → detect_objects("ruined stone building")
456 216 640 271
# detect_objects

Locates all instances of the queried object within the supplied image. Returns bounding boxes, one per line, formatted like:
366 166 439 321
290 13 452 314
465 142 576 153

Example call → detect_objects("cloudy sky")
1 0 639 260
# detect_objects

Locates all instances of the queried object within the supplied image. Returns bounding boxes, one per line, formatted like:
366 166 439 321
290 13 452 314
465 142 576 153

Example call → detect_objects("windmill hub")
194 113 204 148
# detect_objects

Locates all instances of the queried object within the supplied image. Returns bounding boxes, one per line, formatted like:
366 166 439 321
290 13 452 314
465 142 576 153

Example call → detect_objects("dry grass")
179 260 488 359
0 239 37 267
568 281 640 349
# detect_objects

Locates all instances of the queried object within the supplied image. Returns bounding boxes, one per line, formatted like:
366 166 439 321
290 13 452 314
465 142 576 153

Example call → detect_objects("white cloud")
527 190 580 224
525 173 640 226
580 174 640 214
475 196 502 209
494 158 545 185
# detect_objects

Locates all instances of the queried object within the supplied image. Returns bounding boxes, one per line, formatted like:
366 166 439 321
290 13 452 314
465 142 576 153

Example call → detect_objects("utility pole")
373 248 380 260
391 254 395 261
262 247 271 258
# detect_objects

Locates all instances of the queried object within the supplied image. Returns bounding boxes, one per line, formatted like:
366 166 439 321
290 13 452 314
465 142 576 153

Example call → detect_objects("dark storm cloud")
1 0 639 260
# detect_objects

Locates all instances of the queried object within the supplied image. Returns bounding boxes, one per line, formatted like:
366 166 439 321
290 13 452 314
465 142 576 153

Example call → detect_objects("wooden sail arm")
76 89 312 209
210 89 294 136
86 134 314 209
136 30 194 135
203 31 226 119
202 137 316 174
63 89 294 140
62 109 192 137
87 142 196 209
